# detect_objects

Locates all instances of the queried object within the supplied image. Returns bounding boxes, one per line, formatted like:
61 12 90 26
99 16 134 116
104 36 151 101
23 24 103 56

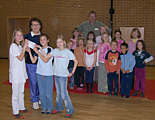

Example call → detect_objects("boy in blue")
120 43 135 98
24 17 42 109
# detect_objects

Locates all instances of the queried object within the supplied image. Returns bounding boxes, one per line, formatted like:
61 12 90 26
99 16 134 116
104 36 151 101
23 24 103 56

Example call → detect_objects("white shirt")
53 48 75 77
9 43 28 83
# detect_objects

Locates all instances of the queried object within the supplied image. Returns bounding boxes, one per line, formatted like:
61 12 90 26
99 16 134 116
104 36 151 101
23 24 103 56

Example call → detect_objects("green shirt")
77 20 105 38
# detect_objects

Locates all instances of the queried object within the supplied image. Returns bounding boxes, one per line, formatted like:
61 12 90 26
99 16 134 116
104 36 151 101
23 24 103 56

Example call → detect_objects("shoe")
114 92 118 96
132 91 138 96
126 96 130 98
33 102 39 110
46 112 51 114
64 114 72 118
140 92 144 97
20 109 28 113
41 111 45 114
51 110 60 114
14 114 24 119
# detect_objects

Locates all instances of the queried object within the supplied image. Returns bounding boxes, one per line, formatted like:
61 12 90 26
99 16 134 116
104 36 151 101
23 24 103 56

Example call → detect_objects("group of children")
9 17 154 119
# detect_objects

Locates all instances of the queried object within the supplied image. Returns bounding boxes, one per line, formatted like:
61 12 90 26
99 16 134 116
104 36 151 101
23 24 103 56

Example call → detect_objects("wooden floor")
0 59 155 120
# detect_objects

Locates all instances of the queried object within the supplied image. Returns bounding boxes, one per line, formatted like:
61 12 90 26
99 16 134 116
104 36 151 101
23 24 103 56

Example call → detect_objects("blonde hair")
12 28 24 46
57 34 66 48
101 32 109 43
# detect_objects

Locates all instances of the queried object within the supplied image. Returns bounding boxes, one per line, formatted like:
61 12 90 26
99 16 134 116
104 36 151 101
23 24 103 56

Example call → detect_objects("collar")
120 51 128 55
31 31 41 37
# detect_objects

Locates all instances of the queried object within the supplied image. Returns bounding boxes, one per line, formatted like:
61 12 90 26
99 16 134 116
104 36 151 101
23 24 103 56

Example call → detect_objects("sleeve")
77 23 83 33
116 52 121 70
104 51 110 71
144 52 154 63
10 44 20 57
68 50 76 60
129 54 136 72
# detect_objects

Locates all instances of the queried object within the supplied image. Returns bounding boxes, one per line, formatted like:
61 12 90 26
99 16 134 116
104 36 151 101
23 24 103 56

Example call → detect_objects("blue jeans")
55 76 74 114
26 64 39 102
36 74 53 112
85 67 95 83
107 72 119 94
68 68 74 89
120 72 133 97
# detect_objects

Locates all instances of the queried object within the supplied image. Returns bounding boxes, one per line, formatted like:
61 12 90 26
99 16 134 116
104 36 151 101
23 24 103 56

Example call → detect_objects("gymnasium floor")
0 59 155 120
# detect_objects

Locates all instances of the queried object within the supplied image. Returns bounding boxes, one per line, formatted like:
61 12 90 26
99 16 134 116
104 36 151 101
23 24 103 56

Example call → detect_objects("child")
128 28 141 54
105 40 121 96
52 35 78 118
120 42 135 98
27 33 54 114
84 39 97 93
74 38 85 88
97 33 110 94
113 29 124 52
96 26 112 46
9 28 28 118
70 28 80 49
132 40 154 97
24 17 43 109
67 40 74 89
87 31 96 44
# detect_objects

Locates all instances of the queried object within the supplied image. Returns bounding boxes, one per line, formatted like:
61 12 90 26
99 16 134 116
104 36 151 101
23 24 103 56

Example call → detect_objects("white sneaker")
80 84 84 88
33 102 39 110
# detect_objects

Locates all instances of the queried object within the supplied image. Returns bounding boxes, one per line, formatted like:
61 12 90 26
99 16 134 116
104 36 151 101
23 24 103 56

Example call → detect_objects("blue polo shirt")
24 32 41 64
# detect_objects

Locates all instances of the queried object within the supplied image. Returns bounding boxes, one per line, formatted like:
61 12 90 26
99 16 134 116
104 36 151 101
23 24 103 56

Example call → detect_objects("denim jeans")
120 72 133 97
107 72 119 94
26 64 39 102
55 76 74 114
36 74 53 112
68 67 74 89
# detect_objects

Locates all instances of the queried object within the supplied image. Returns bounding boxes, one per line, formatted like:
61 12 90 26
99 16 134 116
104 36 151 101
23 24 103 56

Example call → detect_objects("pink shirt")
117 39 124 52
98 42 110 63
70 38 77 49
128 40 137 54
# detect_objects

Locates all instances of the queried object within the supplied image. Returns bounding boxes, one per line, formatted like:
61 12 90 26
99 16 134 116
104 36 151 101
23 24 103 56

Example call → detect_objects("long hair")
130 27 141 39
76 37 86 47
12 28 24 46
113 29 123 40
72 28 79 39
87 31 96 43
136 40 146 51
101 32 110 43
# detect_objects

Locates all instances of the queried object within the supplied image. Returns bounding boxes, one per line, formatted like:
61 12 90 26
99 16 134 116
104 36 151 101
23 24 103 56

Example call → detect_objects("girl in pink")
97 32 111 94
113 29 124 52
128 28 142 54
70 28 80 49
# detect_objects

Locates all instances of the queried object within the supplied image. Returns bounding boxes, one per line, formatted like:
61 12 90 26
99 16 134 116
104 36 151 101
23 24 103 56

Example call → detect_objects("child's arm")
16 41 27 61
144 56 154 63
104 51 110 73
68 59 78 77
33 47 52 63
26 47 38 63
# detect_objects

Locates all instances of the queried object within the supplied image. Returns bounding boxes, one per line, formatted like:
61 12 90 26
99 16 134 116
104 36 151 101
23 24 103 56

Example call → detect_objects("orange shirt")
105 50 121 72
74 47 85 67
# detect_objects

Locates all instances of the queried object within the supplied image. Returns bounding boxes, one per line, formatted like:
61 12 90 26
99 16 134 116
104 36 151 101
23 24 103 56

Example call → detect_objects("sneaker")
20 109 28 113
140 92 144 97
14 114 24 119
64 114 72 118
33 102 39 110
114 92 118 96
51 110 60 114
46 112 51 114
125 96 130 98
132 91 138 96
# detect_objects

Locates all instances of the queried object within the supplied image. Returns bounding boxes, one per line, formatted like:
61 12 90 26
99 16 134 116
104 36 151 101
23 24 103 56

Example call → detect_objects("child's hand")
23 41 28 50
33 47 39 54
26 47 31 53
126 70 130 73
68 73 73 77
116 70 120 74
107 70 109 74
122 69 126 74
